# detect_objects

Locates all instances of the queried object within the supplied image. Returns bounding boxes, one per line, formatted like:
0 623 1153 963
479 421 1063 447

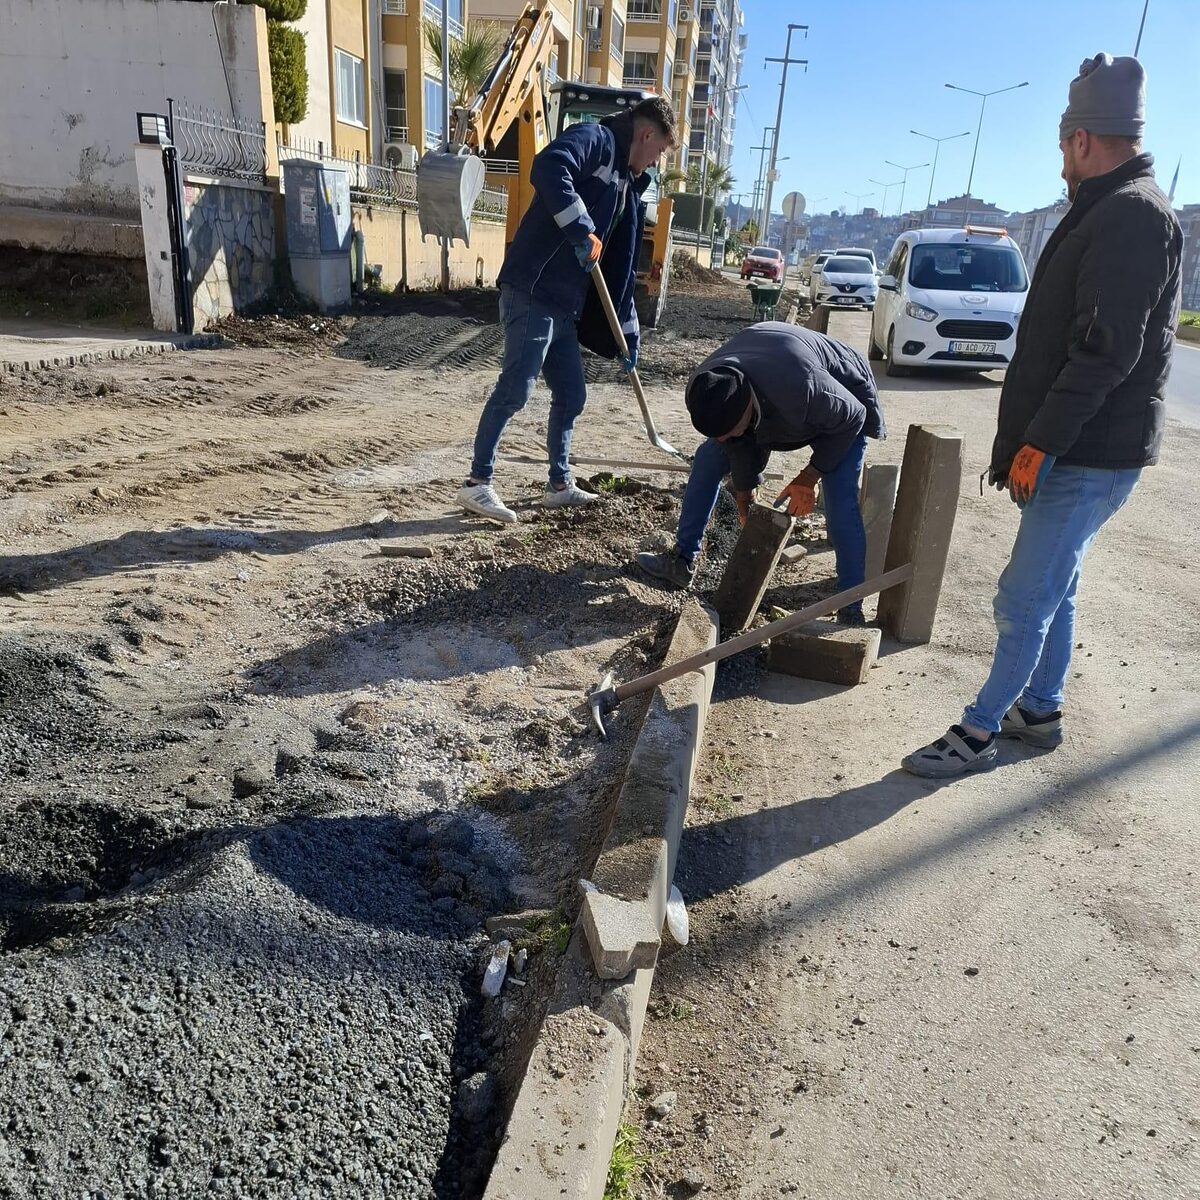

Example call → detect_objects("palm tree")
424 21 504 107
661 160 735 197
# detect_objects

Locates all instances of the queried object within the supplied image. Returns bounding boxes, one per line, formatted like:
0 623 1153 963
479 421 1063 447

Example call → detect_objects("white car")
870 226 1029 376
811 254 878 309
834 246 877 272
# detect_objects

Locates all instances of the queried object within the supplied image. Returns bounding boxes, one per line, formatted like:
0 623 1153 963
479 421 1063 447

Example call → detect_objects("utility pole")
884 158 930 219
910 129 972 209
439 0 451 292
1135 0 1149 55
750 131 774 238
760 24 808 248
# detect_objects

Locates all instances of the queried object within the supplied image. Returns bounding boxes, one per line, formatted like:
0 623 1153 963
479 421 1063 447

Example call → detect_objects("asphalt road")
1167 339 1200 430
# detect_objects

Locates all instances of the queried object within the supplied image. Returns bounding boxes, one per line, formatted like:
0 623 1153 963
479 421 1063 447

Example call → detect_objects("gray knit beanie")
1059 53 1145 141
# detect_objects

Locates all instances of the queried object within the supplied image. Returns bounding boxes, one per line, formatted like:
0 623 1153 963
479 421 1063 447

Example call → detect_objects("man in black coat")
904 52 1182 778
637 322 886 624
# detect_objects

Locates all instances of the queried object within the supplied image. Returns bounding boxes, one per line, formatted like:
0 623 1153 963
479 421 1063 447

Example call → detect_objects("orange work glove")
775 474 818 518
1007 444 1055 506
575 232 603 272
735 489 756 526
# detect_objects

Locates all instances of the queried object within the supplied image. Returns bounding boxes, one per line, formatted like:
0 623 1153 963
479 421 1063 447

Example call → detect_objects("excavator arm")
452 4 556 155
417 4 555 244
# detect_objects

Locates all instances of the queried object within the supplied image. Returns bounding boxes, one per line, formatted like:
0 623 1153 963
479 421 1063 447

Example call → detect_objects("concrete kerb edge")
483 598 719 1200
1 334 222 374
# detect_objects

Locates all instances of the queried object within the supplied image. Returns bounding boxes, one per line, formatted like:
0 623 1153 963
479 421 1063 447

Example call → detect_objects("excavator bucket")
416 148 486 244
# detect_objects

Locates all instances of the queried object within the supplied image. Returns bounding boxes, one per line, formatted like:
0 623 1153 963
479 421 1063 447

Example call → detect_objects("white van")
834 246 877 271
870 226 1029 376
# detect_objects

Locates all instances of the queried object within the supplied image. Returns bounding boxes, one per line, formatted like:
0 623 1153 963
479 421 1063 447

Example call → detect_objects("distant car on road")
741 246 785 282
811 255 879 309
806 251 833 289
870 226 1029 376
834 246 877 272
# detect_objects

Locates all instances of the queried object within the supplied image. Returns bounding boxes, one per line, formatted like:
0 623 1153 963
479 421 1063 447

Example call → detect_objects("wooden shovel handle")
613 564 914 704
589 268 661 441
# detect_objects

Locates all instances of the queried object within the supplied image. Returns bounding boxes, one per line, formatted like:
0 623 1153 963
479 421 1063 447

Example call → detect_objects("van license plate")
948 340 996 355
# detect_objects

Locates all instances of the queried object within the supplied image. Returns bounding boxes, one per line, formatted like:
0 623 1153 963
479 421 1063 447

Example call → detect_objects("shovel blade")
417 149 485 244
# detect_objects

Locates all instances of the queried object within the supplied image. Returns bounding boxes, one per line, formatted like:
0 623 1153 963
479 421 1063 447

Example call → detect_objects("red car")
741 245 784 281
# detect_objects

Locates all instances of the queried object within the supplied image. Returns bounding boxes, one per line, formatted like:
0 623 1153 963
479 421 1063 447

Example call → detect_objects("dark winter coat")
497 112 646 359
991 153 1182 480
691 322 886 491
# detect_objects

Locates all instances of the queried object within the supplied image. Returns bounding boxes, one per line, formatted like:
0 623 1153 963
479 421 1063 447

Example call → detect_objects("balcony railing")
382 0 407 13
627 1 662 19
623 76 657 89
422 0 464 40
386 125 410 143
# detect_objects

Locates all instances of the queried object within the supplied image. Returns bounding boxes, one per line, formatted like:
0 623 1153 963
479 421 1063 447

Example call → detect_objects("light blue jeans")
470 284 586 486
963 464 1141 734
676 434 869 616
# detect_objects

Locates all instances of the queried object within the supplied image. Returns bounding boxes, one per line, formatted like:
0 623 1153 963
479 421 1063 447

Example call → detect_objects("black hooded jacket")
991 153 1182 480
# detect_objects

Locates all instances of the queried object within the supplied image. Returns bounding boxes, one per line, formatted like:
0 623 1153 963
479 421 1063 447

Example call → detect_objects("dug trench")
0 267 827 1197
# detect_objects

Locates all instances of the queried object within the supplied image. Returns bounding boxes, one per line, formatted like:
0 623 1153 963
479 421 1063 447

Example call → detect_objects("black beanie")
686 367 747 437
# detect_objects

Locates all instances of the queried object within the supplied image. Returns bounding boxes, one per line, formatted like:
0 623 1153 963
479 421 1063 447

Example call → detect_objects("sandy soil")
629 312 1200 1200
0 275 820 1197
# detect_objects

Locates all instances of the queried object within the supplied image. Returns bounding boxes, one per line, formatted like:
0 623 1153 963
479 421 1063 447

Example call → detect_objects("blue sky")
729 0 1198 217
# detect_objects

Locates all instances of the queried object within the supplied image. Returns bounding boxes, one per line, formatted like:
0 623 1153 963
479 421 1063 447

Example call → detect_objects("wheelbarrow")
746 280 785 322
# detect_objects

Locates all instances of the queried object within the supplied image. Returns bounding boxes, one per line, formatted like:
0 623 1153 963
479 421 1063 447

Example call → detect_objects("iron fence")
278 135 508 224
171 101 268 184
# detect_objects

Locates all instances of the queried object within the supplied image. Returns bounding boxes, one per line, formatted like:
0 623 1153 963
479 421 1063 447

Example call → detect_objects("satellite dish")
782 191 806 221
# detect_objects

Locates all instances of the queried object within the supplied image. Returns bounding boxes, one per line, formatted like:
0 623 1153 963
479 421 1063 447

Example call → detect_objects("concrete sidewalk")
0 318 216 373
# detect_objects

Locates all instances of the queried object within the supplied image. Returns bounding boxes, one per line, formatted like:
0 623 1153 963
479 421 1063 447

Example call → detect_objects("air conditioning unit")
384 142 418 170
673 60 688 77
587 5 601 29
679 5 693 20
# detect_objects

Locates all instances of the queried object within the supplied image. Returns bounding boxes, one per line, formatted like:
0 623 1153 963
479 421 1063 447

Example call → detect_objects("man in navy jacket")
458 97 677 523
638 322 886 624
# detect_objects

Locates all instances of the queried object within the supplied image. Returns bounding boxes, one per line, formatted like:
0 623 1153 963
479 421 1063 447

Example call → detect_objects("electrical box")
281 159 352 312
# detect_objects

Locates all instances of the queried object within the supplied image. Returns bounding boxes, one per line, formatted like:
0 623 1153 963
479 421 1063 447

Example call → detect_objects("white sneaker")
458 482 518 524
542 480 597 508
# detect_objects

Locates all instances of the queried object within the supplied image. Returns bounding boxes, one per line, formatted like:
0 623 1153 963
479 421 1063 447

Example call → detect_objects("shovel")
587 564 913 738
589 268 682 460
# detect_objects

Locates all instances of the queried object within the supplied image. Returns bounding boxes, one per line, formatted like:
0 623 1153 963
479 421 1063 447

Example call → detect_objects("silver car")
811 254 879 309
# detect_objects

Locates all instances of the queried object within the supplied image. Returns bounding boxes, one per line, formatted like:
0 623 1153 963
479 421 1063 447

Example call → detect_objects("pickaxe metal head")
587 672 619 739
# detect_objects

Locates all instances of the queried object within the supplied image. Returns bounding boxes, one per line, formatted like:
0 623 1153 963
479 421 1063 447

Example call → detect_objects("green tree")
267 21 308 124
424 21 505 107
738 219 759 241
253 0 307 22
662 160 734 197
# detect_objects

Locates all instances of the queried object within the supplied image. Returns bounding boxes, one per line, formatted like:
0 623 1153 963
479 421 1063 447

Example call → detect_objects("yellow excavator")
416 3 673 327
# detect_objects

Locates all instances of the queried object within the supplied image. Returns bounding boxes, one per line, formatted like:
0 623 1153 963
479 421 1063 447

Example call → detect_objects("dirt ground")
629 312 1200 1199
0 274 822 1197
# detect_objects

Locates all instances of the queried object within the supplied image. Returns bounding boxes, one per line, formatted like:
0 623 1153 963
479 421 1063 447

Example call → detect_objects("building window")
623 51 658 84
384 70 408 142
663 57 673 89
335 49 366 127
669 0 678 29
424 75 446 147
610 13 625 62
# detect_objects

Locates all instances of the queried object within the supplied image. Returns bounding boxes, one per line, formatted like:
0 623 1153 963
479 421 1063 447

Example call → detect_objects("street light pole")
750 130 775 238
910 129 972 208
843 190 874 215
884 158 930 219
945 80 1029 198
760 23 808 247
869 176 902 216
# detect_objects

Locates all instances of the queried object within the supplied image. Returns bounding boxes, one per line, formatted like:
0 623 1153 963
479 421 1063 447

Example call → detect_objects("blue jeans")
676 434 869 613
963 464 1140 734
470 284 586 486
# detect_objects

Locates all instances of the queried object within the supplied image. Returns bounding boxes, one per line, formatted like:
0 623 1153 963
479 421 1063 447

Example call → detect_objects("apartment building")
285 0 715 171
689 0 744 171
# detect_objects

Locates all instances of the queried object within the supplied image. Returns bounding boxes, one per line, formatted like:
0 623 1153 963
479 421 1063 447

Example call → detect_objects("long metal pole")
439 0 451 291
1134 0 1149 55
761 26 807 242
966 94 986 198
927 143 940 208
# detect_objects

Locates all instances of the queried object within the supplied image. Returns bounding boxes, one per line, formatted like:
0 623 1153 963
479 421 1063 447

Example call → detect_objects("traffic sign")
781 191 806 221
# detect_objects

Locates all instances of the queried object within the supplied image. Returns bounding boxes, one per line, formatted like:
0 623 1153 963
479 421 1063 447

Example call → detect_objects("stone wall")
183 178 276 327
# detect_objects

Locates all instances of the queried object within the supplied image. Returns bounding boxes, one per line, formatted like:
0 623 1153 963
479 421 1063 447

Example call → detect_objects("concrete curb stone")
483 597 718 1200
1 334 221 374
